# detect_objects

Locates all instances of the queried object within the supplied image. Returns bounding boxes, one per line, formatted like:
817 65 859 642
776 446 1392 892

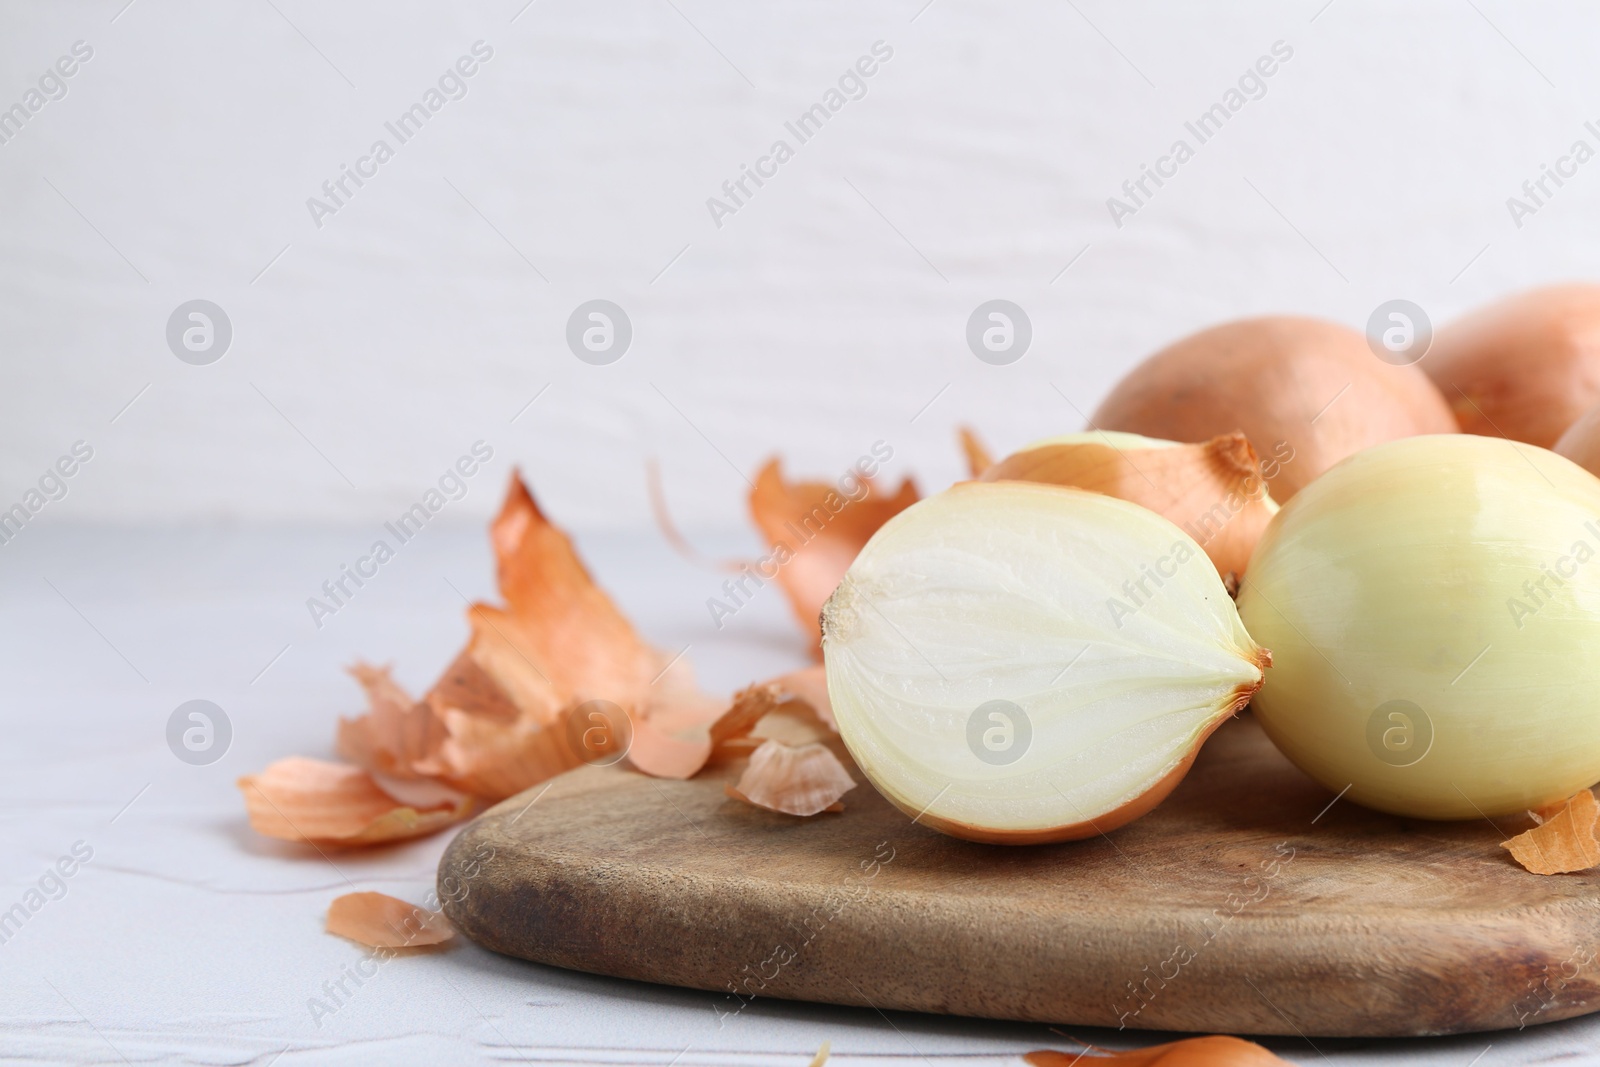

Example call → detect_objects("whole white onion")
1239 434 1600 819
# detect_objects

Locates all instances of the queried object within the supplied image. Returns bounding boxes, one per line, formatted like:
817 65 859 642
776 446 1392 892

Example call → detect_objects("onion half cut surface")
821 480 1270 844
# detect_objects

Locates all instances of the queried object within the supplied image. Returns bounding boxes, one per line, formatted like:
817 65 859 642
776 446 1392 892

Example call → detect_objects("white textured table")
3 523 1597 1066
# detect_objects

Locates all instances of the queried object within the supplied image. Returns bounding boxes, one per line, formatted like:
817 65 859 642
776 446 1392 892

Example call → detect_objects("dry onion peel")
958 425 994 478
1026 1035 1290 1066
722 671 836 739
424 646 520 724
336 663 450 781
982 430 1277 577
237 757 471 846
366 772 469 812
700 669 841 765
1502 790 1600 875
749 457 919 653
240 470 735 850
1091 315 1456 499
726 739 856 816
627 713 715 779
240 469 848 852
708 682 784 755
326 891 454 948
485 474 677 714
429 472 723 796
768 664 834 727
418 704 584 799
1239 435 1600 819
822 480 1269 844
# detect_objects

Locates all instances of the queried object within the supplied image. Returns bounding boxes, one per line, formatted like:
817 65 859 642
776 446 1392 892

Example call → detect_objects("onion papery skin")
1091 316 1457 500
821 481 1270 844
981 431 1278 579
1238 434 1600 820
1426 284 1600 449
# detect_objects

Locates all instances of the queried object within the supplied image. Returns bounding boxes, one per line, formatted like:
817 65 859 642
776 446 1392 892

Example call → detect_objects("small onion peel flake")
726 740 856 816
326 891 454 948
1502 790 1600 875
708 668 839 763
628 713 715 780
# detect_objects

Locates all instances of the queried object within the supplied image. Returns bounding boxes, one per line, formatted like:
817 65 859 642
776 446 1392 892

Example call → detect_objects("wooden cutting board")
438 713 1600 1037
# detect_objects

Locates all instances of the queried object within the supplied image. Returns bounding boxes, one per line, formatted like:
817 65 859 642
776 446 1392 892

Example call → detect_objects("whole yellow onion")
1425 284 1600 448
1091 316 1457 500
1238 434 1600 819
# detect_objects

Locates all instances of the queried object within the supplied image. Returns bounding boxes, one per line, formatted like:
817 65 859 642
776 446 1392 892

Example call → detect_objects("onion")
821 480 1270 844
980 431 1277 578
1091 316 1457 499
1425 284 1600 448
1238 434 1600 820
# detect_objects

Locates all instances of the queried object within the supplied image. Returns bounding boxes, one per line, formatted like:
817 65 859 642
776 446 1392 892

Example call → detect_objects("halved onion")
821 481 1270 844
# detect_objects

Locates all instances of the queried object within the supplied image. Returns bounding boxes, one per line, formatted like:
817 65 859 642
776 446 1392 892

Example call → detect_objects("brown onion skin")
979 433 1272 578
1091 316 1457 499
1555 399 1600 477
1425 285 1600 448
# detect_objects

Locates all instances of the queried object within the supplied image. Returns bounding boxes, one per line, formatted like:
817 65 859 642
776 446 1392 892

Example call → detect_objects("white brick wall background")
2 0 1595 532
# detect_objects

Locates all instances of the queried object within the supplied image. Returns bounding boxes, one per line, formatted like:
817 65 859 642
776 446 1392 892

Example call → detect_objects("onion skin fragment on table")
1502 790 1600 875
1026 1035 1292 1066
